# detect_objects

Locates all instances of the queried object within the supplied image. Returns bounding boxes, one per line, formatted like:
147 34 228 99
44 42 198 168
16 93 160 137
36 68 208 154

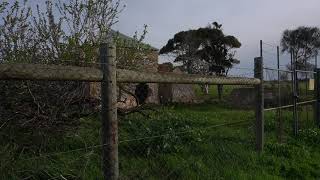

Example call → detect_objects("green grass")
193 85 245 100
1 103 320 179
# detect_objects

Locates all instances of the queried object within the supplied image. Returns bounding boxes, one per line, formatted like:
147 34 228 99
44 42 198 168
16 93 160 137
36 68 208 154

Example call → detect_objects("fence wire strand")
0 57 258 179
2 40 319 179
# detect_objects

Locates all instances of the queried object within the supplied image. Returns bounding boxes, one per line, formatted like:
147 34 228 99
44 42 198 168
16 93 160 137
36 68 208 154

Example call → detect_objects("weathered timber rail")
0 63 261 85
0 56 262 180
117 69 260 85
0 63 102 81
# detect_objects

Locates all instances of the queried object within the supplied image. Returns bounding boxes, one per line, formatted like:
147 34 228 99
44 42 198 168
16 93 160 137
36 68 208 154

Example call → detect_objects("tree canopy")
281 26 320 68
0 0 123 64
160 22 241 75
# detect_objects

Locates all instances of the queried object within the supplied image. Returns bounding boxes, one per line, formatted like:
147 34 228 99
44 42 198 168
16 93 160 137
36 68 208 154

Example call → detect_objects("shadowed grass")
1 103 320 179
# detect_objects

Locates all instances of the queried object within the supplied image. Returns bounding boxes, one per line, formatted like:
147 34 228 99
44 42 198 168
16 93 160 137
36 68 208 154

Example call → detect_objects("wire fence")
118 104 254 179
0 44 263 179
2 42 320 179
261 40 319 144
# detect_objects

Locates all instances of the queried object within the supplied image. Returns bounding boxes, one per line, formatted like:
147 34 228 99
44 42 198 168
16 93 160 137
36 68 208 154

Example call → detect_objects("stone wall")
158 63 173 104
143 50 159 104
171 68 197 103
229 87 255 108
229 87 288 109
89 49 159 109
158 63 197 104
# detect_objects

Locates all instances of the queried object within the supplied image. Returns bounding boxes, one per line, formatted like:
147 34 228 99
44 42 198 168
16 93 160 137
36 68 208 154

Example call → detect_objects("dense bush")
298 128 320 146
0 81 98 151
0 0 151 150
119 108 204 156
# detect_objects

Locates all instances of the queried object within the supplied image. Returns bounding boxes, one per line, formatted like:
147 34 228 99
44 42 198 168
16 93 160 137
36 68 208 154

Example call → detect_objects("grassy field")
193 82 315 100
2 102 320 179
193 84 246 101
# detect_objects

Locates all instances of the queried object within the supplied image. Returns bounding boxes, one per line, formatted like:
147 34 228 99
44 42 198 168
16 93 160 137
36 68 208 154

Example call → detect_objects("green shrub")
119 108 204 156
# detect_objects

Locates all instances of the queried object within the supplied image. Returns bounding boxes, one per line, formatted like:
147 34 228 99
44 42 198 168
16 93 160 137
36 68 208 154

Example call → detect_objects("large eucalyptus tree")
160 22 241 98
281 26 320 69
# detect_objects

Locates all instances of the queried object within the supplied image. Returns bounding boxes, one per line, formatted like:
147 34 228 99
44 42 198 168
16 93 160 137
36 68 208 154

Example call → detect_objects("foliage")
0 80 98 152
114 24 155 70
281 26 320 69
0 0 33 63
113 25 159 115
0 0 124 63
0 2 8 13
297 128 320 145
286 61 316 71
0 0 124 154
120 107 204 156
0 1 158 167
160 22 241 76
3 103 320 179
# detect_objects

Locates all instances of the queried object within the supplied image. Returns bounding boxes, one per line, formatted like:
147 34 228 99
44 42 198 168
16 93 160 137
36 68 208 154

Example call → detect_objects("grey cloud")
114 0 320 73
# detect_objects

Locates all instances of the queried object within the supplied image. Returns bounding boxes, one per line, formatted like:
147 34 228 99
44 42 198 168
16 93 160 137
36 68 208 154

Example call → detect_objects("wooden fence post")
316 68 320 128
254 57 264 152
100 43 118 180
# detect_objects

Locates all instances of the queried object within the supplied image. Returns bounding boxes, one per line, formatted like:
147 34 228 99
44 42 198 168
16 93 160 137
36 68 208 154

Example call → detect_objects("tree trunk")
217 84 223 101
201 84 209 95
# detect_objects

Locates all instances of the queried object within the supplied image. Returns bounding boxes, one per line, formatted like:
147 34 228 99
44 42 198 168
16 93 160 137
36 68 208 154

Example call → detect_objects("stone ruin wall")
89 52 199 108
171 68 197 103
89 50 159 109
158 63 197 104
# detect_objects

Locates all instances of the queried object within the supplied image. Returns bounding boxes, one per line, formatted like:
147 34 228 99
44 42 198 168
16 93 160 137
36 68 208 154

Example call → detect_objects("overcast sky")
114 0 320 75
6 0 320 75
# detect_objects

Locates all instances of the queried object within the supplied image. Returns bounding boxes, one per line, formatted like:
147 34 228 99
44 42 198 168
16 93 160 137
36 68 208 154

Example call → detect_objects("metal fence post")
316 68 320 127
260 40 263 58
316 53 318 69
292 51 298 136
277 46 283 143
254 57 264 152
315 54 318 127
100 43 118 180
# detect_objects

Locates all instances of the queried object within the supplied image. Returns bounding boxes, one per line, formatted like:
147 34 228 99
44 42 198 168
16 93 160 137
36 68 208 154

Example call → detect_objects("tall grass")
1 103 320 179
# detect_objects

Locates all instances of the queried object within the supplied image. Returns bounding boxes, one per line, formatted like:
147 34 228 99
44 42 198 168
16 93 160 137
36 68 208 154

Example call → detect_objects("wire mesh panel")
261 41 293 143
117 81 256 179
263 67 293 143
261 40 318 145
296 71 316 131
